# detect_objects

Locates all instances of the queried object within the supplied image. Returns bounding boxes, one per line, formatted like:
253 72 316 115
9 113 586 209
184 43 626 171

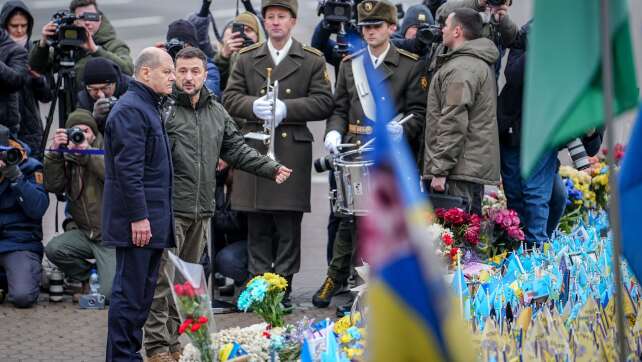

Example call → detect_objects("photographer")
76 57 130 133
0 26 27 135
29 0 133 93
214 12 263 91
0 125 50 308
43 109 115 302
161 19 221 98
394 3 434 39
0 1 52 161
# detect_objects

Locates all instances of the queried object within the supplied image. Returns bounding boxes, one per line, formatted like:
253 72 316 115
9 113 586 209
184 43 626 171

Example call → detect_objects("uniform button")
281 132 287 138
356 140 361 145
260 89 265 95
356 119 360 124
381 96 386 101
285 88 292 94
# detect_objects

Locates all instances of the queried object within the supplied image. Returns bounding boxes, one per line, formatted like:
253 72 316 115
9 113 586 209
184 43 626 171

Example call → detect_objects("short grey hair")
134 48 164 76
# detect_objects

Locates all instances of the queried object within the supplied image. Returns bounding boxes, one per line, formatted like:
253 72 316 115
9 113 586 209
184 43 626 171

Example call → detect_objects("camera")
417 24 442 44
66 127 86 145
231 23 254 48
566 138 590 171
49 10 100 50
318 0 354 25
0 146 22 166
314 155 336 173
164 38 186 60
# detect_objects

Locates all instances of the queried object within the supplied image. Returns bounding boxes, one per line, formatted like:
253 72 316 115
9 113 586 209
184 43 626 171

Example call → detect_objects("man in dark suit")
102 47 176 362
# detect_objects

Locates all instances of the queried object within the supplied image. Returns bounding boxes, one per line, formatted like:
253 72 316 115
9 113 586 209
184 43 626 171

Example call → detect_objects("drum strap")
351 55 377 121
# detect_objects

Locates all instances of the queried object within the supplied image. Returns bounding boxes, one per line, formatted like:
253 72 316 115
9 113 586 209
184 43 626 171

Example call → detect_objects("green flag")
521 0 639 176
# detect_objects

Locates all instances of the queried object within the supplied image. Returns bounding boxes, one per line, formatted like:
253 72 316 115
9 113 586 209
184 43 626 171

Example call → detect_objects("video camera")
49 10 100 50
317 0 354 25
417 24 442 44
0 146 22 166
66 127 86 145
487 0 513 6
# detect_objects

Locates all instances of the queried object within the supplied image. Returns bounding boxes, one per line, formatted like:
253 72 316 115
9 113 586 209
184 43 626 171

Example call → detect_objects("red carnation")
450 247 460 258
182 282 195 298
442 233 454 246
444 208 467 225
435 208 446 219
197 316 208 324
174 284 184 296
178 319 193 334
464 226 480 246
190 323 202 333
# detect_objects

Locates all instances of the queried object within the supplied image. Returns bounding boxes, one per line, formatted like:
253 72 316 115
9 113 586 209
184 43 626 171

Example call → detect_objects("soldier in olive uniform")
312 0 426 308
222 0 334 308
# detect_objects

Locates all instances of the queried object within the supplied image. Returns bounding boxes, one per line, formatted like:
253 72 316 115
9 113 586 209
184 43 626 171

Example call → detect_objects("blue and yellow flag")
359 54 474 362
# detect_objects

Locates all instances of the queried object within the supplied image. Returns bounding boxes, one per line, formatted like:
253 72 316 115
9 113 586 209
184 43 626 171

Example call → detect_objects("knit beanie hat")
83 57 119 85
234 11 260 35
166 19 199 46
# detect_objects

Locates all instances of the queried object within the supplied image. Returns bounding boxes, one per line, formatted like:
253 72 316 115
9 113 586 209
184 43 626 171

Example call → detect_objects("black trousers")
246 211 303 277
106 247 163 362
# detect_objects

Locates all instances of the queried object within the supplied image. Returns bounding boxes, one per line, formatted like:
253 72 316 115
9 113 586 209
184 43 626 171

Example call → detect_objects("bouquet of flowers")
434 208 482 249
558 165 594 233
237 273 288 327
167 252 215 362
480 208 525 257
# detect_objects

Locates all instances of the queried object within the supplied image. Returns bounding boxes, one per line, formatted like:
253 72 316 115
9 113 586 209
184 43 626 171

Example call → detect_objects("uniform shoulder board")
397 48 419 61
341 48 366 63
303 45 323 57
239 41 264 54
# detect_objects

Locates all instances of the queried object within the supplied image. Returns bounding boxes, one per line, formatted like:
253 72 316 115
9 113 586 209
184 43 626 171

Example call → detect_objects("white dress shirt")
367 42 391 69
268 37 293 66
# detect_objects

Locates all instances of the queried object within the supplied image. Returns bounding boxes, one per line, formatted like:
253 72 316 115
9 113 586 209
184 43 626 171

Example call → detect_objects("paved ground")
2 0 641 360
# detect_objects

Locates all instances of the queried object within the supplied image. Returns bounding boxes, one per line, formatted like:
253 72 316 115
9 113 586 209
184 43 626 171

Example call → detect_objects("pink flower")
507 227 525 241
435 208 446 219
464 225 480 246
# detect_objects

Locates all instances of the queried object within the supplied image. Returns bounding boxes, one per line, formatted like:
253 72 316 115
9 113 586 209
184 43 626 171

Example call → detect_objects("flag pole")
600 0 628 359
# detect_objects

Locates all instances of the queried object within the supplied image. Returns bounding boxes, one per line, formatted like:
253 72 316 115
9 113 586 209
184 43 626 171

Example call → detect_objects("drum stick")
358 114 414 151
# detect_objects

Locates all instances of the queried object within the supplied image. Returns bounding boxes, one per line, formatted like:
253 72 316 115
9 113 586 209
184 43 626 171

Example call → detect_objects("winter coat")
0 0 52 160
43 135 104 241
28 14 134 92
0 29 27 134
497 47 524 147
102 80 175 249
223 39 334 212
0 143 49 256
423 38 500 185
167 86 279 219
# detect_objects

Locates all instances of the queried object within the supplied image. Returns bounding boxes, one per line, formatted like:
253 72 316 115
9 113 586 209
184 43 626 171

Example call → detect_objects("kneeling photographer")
43 109 115 303
0 124 49 308
29 0 133 96
76 57 129 133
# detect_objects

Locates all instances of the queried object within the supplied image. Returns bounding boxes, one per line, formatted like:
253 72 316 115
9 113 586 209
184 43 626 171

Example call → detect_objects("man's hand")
52 128 69 149
93 97 113 123
275 166 292 184
0 162 22 182
489 4 509 22
386 120 403 141
221 32 244 59
82 29 98 53
39 21 57 47
252 95 272 120
430 177 447 192
217 159 228 172
131 219 152 247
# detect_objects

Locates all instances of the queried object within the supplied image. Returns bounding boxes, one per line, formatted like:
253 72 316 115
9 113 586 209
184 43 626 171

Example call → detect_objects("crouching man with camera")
43 109 115 302
0 124 49 308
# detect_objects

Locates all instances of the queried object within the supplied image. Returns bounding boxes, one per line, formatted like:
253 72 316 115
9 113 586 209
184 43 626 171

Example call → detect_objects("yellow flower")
340 333 352 344
262 273 288 291
344 347 364 359
334 315 352 335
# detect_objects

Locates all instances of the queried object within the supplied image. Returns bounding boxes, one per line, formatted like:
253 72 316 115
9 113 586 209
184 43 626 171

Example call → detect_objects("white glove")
252 96 272 120
387 120 403 141
324 130 342 154
274 99 286 126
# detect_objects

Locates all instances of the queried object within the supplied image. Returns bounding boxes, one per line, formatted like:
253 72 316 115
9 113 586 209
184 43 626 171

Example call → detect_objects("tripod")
39 55 78 153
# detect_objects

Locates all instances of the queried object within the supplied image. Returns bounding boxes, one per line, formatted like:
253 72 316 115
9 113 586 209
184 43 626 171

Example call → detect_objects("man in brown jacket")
222 0 333 308
313 0 426 309
423 8 500 215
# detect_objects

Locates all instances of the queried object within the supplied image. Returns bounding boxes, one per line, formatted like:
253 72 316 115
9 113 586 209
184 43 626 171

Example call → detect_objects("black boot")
281 275 294 313
312 276 343 308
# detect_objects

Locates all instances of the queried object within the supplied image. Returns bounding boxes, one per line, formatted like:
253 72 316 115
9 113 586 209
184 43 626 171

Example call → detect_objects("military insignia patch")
420 75 429 91
34 171 43 184
323 69 330 82
364 1 373 11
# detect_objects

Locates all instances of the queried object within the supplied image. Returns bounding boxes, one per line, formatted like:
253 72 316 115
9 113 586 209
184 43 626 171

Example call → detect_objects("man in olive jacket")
43 109 115 300
222 0 333 307
423 8 500 215
143 47 290 362
29 0 133 93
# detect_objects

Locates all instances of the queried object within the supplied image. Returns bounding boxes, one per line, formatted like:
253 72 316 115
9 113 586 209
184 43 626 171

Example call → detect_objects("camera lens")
314 155 335 173
0 148 22 166
566 138 590 170
67 127 86 145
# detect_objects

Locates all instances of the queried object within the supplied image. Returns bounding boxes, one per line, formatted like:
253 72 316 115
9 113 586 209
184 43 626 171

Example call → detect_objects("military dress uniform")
222 0 333 291
313 0 427 308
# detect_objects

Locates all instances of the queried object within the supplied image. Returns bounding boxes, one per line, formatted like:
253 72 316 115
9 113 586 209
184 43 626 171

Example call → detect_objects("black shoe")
335 296 355 317
218 284 235 297
312 277 342 308
280 275 294 313
212 299 237 314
